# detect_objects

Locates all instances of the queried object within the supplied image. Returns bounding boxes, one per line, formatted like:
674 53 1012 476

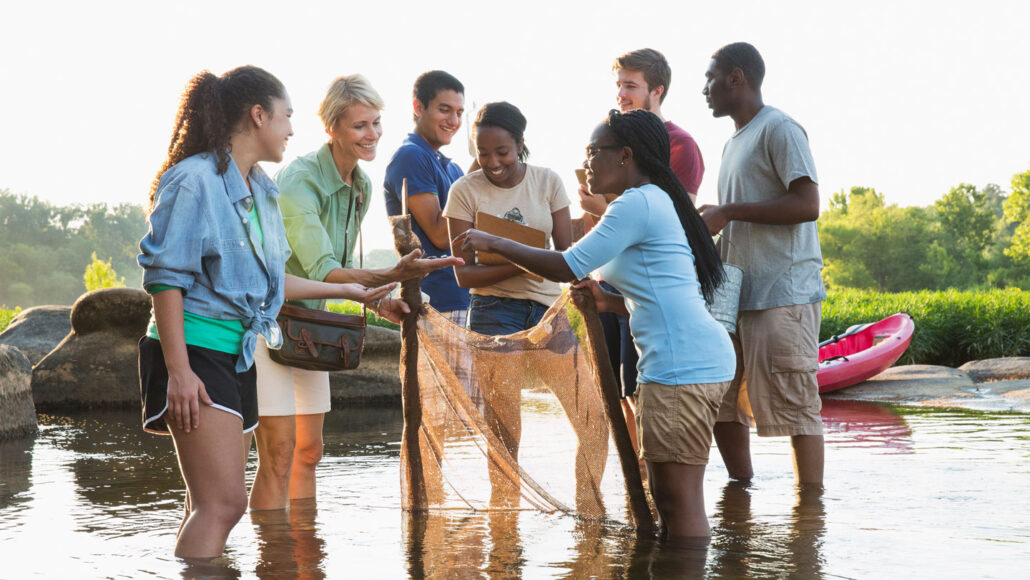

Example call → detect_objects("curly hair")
604 109 725 304
473 101 530 162
148 66 286 211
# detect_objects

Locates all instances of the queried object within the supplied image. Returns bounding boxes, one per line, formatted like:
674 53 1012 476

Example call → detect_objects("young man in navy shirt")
384 70 470 323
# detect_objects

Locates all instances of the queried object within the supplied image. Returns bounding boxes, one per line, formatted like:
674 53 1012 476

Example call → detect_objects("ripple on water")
0 403 1027 578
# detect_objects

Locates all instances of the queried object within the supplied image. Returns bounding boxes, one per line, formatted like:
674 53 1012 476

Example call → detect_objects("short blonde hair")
318 74 385 131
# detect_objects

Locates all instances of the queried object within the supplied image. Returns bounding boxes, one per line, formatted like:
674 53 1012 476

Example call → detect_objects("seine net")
400 294 634 524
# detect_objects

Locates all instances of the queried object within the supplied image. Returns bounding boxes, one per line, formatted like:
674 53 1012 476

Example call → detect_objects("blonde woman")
249 75 461 510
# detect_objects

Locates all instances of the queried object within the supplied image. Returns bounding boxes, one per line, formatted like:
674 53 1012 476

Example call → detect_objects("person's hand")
373 296 410 324
452 229 500 254
697 204 729 235
571 278 612 312
388 249 464 282
577 184 608 217
337 282 398 303
166 366 212 433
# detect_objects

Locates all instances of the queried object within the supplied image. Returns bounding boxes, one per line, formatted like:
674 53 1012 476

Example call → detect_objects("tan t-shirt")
443 164 570 304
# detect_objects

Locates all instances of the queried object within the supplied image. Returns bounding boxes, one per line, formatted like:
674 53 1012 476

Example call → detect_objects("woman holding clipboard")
443 101 571 336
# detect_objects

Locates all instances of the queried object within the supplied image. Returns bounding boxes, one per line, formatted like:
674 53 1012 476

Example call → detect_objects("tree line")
1 168 1027 308
819 168 1030 291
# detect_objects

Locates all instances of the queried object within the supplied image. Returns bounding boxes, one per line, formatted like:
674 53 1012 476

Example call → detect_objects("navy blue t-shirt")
384 133 470 312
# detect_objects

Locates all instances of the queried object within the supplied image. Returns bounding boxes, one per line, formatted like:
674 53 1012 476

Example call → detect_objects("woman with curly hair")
455 109 735 543
138 66 395 559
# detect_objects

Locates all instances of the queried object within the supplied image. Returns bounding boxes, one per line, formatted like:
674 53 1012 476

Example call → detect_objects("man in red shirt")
614 48 704 203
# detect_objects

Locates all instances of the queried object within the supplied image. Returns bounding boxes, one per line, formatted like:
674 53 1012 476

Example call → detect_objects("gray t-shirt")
717 105 826 311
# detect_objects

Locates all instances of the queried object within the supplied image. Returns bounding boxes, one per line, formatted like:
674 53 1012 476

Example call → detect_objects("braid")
606 109 725 304
148 66 286 212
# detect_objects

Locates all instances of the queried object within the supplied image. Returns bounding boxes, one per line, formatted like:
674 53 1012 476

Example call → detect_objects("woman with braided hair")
138 66 395 559
455 109 736 542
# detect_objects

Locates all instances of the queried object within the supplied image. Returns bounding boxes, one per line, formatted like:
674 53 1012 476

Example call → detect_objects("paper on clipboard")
475 211 546 282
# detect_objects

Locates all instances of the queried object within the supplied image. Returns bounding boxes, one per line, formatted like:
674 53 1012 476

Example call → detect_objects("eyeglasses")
585 145 620 159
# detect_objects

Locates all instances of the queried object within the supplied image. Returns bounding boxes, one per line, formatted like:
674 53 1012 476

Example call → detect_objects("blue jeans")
468 295 549 336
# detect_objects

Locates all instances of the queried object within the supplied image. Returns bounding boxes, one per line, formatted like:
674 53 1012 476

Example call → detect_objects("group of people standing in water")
138 41 826 560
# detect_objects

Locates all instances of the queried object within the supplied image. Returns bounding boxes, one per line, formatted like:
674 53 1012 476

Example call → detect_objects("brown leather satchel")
269 303 366 371
268 186 368 372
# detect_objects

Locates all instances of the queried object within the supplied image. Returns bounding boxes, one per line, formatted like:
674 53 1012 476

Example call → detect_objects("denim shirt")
138 152 290 371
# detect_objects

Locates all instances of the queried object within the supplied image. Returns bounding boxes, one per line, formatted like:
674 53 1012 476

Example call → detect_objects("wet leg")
249 415 296 510
647 461 710 542
791 434 824 484
169 406 248 558
713 421 753 481
290 413 325 500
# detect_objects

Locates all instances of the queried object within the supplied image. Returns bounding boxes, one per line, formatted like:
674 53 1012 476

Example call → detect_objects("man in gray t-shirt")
699 42 826 487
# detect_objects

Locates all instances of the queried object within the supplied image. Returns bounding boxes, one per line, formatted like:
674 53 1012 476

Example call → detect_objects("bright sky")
2 0 1028 251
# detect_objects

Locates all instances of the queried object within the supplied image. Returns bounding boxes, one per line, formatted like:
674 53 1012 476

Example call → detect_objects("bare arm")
447 217 523 288
322 250 464 287
284 274 396 304
152 289 212 433
455 229 576 283
407 192 451 250
550 206 572 252
698 177 820 235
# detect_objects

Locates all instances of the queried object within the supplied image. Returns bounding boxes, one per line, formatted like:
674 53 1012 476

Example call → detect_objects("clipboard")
475 211 546 282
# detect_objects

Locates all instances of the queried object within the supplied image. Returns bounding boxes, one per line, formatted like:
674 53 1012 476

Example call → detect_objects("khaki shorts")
717 303 824 437
636 380 731 465
254 338 331 416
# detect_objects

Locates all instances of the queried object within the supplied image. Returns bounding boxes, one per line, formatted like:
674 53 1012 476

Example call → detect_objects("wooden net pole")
571 288 656 537
392 178 428 510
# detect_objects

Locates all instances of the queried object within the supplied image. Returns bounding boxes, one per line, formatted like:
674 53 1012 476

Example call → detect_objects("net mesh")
399 294 631 523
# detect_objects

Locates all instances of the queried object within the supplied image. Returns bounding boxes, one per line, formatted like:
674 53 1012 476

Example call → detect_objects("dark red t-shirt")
665 121 704 195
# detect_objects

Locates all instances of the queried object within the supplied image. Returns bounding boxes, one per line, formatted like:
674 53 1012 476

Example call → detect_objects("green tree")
84 252 126 291
930 183 995 287
819 187 937 291
1004 169 1030 263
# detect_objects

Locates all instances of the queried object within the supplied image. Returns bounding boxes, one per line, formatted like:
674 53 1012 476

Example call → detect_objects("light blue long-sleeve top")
563 184 735 386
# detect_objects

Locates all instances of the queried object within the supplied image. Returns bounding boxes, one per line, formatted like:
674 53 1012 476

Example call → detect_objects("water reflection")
251 499 326 579
1 404 1027 578
708 482 825 579
820 398 913 451
0 434 32 509
787 485 826 578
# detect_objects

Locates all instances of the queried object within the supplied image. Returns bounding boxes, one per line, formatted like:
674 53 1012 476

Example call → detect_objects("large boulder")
32 288 151 409
0 305 72 365
957 358 1030 383
329 325 401 403
0 345 36 439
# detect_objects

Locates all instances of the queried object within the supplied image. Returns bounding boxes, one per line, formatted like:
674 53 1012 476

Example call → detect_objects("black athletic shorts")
138 337 258 434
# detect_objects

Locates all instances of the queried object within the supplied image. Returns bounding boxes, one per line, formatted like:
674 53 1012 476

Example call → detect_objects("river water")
1 399 1027 578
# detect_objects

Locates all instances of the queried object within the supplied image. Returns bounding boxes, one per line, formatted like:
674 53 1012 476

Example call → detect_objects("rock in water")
0 345 36 439
958 358 1030 383
329 325 402 402
32 288 151 409
0 305 72 366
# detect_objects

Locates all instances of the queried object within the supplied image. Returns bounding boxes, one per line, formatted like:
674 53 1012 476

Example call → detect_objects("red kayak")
817 313 915 394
